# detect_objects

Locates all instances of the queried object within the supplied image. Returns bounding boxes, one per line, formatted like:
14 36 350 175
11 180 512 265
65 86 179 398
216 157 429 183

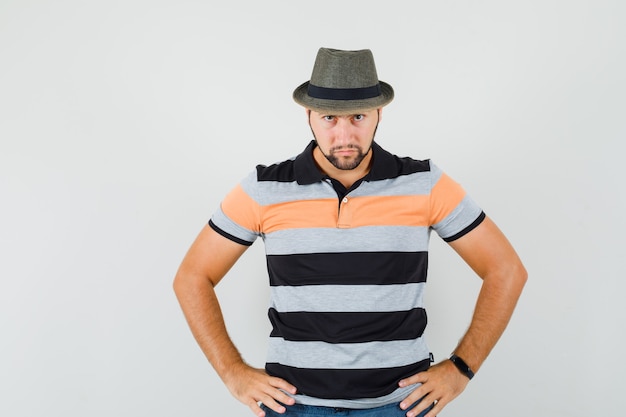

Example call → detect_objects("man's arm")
399 216 527 417
173 225 296 417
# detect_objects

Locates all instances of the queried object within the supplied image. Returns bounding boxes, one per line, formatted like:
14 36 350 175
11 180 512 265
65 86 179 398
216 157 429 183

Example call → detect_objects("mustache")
329 144 362 152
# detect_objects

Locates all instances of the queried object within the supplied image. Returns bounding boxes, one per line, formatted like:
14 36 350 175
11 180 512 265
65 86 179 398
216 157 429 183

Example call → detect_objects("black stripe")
394 156 431 176
307 84 382 101
442 211 486 242
266 359 430 399
257 159 297 183
268 308 427 343
208 220 253 246
268 251 428 286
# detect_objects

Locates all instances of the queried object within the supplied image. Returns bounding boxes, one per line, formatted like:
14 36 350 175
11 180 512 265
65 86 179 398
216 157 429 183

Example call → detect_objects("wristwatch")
449 354 475 380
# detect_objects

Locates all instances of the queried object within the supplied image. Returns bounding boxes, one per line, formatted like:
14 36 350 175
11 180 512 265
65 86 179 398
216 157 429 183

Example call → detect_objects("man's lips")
332 148 358 156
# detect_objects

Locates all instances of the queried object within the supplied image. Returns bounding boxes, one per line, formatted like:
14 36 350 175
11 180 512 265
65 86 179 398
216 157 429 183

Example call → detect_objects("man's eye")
324 115 335 121
354 114 364 121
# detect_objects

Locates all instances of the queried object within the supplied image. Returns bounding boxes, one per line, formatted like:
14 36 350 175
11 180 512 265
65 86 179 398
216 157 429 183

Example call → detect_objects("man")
174 48 527 417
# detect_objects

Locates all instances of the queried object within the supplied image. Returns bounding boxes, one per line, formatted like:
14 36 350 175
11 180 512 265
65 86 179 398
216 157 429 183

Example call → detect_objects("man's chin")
330 156 365 171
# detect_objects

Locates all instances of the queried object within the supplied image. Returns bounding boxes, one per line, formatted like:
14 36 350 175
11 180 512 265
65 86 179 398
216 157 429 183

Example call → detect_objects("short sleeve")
428 163 485 242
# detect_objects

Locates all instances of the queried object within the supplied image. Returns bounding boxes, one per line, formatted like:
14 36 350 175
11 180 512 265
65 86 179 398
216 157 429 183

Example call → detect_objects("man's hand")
224 363 297 417
398 360 469 417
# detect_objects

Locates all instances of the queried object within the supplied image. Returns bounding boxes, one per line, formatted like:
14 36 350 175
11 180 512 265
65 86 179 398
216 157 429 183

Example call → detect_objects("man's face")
308 108 380 171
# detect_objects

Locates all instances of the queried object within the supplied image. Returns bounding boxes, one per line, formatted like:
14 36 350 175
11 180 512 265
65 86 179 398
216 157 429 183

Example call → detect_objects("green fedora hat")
293 47 394 114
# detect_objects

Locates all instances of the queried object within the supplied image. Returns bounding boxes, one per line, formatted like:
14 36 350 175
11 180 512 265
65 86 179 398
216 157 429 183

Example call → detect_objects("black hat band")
307 83 382 101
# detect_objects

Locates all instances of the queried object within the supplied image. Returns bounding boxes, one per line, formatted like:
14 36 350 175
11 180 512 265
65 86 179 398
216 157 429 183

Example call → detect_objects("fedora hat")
293 48 394 114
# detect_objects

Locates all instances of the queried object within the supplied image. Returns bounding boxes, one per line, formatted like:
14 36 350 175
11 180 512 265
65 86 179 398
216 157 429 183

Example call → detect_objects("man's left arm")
399 215 528 417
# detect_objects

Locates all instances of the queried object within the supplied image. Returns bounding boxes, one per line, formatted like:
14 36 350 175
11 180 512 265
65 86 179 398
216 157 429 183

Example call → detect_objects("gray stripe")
270 283 425 312
429 162 444 182
241 170 335 205
290 385 418 409
242 167 443 206
432 194 483 239
264 226 430 255
266 337 430 369
210 206 258 243
352 171 436 197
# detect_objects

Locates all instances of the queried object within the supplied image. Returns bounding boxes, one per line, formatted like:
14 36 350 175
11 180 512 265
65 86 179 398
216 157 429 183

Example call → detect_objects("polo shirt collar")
293 140 397 185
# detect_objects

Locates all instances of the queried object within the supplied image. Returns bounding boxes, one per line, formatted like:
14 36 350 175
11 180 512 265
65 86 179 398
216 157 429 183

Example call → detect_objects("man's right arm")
173 225 296 417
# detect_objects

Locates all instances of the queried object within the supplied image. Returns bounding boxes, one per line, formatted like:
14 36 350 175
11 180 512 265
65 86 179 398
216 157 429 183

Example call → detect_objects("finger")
273 389 296 406
399 371 427 388
423 399 448 417
269 376 297 395
255 396 287 415
406 396 438 417
263 378 296 406
248 400 267 417
399 389 425 411
257 384 296 414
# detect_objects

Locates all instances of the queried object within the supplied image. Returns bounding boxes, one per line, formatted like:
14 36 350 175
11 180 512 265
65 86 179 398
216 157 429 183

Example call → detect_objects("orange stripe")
338 195 430 228
261 195 432 233
261 199 339 234
429 173 466 225
223 174 467 234
221 184 262 233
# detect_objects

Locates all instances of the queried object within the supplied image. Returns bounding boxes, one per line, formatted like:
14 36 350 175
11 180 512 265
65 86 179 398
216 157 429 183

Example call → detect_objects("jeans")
260 401 434 417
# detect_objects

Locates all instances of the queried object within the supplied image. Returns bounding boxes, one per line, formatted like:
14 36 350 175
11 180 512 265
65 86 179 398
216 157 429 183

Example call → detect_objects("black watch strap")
449 354 475 380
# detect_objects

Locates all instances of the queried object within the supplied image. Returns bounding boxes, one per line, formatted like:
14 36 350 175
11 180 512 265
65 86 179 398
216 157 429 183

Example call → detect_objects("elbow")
484 261 528 296
173 267 216 300
172 267 194 300
172 271 185 300
520 265 529 286
517 261 528 286
509 261 528 295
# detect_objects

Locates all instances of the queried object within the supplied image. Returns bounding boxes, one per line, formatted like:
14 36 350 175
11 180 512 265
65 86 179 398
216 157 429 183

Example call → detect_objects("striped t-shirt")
209 140 485 408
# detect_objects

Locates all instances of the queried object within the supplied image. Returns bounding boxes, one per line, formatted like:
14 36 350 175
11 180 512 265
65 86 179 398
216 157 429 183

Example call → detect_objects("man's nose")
334 119 353 145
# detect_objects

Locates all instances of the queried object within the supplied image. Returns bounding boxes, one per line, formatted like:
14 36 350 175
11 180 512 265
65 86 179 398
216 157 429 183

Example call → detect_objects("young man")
174 48 527 417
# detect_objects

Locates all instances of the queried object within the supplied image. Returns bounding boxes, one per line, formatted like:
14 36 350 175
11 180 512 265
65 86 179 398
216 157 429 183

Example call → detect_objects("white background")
1 1 624 416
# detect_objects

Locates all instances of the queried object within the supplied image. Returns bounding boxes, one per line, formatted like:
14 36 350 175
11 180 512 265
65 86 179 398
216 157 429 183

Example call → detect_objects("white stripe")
352 172 435 197
266 337 430 369
269 283 424 312
264 226 430 255
241 170 334 205
432 194 483 239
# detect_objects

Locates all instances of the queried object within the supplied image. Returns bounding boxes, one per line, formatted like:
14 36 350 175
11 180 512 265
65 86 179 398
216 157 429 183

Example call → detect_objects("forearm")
452 263 527 373
173 227 296 416
175 271 299 416
173 273 245 382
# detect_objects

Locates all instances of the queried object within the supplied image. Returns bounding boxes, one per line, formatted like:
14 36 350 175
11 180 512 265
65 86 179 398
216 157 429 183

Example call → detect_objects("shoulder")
235 156 299 203
255 157 298 182
394 155 432 176
370 142 434 180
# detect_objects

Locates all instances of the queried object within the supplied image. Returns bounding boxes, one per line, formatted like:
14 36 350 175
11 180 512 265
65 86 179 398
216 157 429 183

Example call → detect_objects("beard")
320 143 371 170
312 125 378 171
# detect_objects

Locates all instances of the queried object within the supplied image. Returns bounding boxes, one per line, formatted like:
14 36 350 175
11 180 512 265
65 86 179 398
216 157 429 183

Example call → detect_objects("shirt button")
342 197 348 203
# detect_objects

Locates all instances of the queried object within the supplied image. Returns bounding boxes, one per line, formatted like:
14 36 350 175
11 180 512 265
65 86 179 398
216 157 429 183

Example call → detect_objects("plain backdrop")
1 1 624 416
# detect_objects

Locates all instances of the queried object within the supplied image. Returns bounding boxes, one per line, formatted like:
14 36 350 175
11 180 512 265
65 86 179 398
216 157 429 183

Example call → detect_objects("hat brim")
293 81 394 115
